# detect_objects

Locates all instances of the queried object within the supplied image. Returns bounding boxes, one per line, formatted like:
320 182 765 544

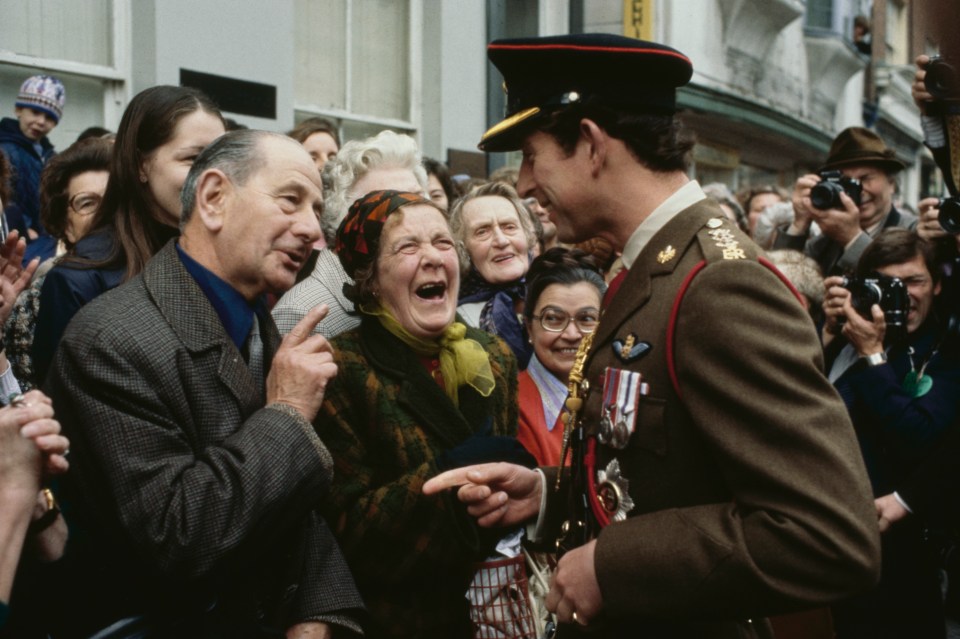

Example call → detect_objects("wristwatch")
862 351 887 367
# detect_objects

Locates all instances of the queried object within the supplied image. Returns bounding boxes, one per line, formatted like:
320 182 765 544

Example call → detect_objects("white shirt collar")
621 180 707 269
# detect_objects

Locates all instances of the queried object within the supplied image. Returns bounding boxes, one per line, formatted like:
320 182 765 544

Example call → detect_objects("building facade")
0 0 945 208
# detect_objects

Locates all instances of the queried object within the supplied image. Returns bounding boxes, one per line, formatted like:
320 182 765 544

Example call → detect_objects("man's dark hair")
858 228 940 283
538 102 695 173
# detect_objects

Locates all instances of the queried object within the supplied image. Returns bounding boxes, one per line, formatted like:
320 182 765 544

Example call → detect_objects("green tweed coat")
318 316 519 638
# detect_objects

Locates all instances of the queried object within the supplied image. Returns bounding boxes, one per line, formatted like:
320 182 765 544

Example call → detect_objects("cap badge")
657 245 676 264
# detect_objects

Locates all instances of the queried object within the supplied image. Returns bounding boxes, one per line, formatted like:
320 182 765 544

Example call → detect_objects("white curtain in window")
294 0 409 121
0 0 112 66
295 0 348 110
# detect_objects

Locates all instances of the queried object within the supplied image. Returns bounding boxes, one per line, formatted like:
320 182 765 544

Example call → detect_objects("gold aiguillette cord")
556 331 594 491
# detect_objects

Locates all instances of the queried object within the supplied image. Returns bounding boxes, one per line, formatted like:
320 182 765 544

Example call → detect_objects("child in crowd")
0 75 65 241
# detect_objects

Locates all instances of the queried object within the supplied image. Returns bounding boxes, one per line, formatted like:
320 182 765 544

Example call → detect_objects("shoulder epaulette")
695 217 759 263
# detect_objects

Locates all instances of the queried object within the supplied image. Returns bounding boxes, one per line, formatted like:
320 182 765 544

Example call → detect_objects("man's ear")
194 169 232 233
579 118 607 176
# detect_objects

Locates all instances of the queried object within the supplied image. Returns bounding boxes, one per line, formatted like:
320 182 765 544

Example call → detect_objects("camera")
810 170 863 210
939 197 960 234
924 57 960 102
839 274 908 330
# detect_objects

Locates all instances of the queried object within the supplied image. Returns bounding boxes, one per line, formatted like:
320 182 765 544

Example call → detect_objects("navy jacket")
33 230 124 385
0 117 55 238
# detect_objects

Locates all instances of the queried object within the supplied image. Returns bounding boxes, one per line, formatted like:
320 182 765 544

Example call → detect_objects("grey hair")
320 130 428 244
447 181 537 274
180 129 282 229
766 249 825 324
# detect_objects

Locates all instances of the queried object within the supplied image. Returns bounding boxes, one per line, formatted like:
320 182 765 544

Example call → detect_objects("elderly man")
46 130 363 638
774 127 917 276
425 33 880 637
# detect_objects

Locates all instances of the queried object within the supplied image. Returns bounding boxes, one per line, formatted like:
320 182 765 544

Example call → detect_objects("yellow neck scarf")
364 305 495 407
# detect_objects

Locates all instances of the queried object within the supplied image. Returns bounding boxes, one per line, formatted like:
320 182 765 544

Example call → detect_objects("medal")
597 367 647 450
598 405 614 444
902 370 933 397
903 345 938 399
596 459 635 522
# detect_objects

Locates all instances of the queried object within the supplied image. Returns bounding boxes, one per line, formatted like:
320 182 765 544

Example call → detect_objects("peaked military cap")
479 33 693 152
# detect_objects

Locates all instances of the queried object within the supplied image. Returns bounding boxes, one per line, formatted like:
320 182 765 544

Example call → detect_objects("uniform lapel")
593 204 715 351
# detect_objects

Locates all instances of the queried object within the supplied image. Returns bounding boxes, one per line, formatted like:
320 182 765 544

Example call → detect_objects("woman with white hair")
449 181 537 368
272 129 428 338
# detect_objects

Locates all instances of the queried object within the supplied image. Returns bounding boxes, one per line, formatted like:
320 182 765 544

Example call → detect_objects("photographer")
774 127 917 276
823 228 960 638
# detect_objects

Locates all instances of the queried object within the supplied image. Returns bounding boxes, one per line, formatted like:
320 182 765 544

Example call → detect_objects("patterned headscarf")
334 189 429 280
335 189 495 406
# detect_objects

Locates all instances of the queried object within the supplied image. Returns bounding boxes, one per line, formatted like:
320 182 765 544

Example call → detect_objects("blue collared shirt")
175 242 261 349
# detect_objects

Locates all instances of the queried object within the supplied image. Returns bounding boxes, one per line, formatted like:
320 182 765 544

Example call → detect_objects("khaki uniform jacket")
551 201 880 638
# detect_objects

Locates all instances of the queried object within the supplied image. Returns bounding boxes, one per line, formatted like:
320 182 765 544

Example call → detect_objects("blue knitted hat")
16 75 66 123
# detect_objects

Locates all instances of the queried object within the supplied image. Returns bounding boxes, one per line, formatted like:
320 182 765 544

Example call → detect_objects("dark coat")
46 240 363 637
0 116 54 238
773 205 918 276
829 321 960 638
319 316 519 638
32 229 124 385
547 200 880 638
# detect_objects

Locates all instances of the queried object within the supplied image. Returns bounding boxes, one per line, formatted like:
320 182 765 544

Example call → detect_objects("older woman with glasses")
518 247 605 467
5 137 112 390
23 137 112 267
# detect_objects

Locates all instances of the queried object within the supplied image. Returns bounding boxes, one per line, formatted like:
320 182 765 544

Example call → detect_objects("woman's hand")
0 230 40 327
13 390 69 478
422 462 542 528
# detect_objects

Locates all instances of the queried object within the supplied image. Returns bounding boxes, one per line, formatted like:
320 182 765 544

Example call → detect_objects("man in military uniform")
425 34 880 637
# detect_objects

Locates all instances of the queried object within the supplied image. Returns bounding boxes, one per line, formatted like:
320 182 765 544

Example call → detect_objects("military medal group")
557 217 748 533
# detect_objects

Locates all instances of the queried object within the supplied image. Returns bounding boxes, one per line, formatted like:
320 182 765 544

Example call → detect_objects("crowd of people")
0 32 958 639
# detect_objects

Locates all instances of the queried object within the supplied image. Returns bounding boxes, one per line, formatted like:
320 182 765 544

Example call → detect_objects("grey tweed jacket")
47 240 364 637
272 248 361 338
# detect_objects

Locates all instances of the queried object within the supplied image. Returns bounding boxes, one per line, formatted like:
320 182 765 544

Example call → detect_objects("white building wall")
142 0 296 132
426 0 487 160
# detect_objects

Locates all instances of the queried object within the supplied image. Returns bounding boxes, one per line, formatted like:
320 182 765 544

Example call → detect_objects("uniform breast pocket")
632 395 667 456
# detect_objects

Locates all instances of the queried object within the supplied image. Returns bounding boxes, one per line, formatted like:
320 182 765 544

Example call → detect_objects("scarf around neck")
363 304 495 407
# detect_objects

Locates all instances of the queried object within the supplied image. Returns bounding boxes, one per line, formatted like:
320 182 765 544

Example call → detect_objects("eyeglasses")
68 192 103 216
531 307 600 333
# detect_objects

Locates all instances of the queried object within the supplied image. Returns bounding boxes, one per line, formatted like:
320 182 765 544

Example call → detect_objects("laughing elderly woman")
316 190 533 638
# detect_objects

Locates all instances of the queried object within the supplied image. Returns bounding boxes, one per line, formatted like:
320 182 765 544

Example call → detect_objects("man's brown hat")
820 127 905 173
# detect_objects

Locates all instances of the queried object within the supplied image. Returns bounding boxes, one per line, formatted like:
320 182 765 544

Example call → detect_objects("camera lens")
939 198 960 234
925 59 960 101
811 181 843 210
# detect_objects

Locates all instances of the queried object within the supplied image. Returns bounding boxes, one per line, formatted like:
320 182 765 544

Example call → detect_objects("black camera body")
840 274 908 330
939 197 960 234
811 170 863 210
925 57 960 103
